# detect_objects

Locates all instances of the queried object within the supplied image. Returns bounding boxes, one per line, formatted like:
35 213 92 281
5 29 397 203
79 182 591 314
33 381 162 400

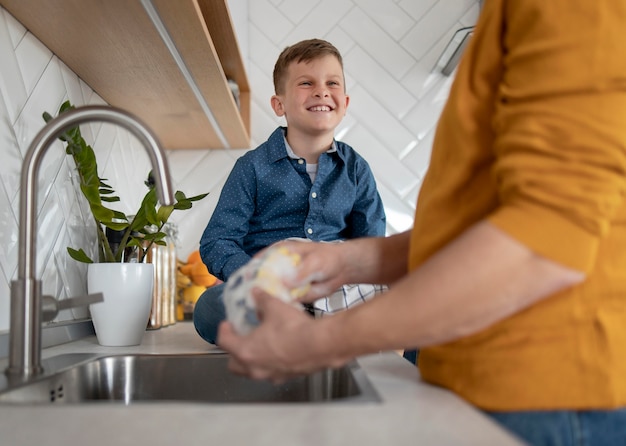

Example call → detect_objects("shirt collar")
284 138 338 161
266 127 338 163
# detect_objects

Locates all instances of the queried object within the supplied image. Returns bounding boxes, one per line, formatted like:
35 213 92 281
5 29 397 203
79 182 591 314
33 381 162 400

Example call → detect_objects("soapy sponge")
224 245 310 335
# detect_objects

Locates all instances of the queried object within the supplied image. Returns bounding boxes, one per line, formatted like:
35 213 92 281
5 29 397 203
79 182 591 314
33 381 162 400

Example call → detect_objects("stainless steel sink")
0 353 380 405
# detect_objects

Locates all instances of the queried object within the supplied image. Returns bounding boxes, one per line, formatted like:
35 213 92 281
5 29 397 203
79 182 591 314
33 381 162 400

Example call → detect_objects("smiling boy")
193 39 386 345
270 40 349 160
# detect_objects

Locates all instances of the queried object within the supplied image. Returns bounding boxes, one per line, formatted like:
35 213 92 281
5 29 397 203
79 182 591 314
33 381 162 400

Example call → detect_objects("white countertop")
0 322 524 446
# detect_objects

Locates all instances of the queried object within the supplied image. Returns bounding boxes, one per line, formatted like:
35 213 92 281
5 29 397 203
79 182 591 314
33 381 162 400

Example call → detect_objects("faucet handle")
42 293 104 322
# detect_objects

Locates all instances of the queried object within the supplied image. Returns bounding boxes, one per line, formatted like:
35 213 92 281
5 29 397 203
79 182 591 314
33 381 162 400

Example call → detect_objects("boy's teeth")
309 106 330 111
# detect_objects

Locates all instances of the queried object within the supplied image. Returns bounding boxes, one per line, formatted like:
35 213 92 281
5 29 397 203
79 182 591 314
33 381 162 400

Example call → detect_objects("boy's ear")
344 95 350 113
271 95 285 117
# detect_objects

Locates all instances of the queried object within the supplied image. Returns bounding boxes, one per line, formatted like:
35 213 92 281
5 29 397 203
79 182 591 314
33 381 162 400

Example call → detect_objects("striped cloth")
310 284 387 317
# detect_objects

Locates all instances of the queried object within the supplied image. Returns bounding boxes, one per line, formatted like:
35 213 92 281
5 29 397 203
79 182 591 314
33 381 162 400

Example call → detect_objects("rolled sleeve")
487 0 626 272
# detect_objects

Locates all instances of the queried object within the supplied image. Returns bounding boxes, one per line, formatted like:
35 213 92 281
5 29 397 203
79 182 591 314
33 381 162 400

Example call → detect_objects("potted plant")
43 100 208 345
44 101 208 264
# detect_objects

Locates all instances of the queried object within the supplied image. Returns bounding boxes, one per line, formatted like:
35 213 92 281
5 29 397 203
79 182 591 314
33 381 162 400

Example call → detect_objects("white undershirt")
305 163 318 182
283 135 337 183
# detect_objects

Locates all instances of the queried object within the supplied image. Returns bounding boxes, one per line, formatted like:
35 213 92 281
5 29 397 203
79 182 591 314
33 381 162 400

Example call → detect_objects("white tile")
460 2 481 26
334 112 357 143
278 0 320 24
279 0 353 47
169 160 234 257
355 0 416 41
53 160 79 220
344 46 417 119
183 148 239 190
64 197 98 265
52 226 89 320
100 128 152 217
248 61 275 112
401 75 452 140
166 148 247 255
79 78 94 107
175 149 247 188
325 27 356 58
59 59 86 108
347 85 418 158
0 86 23 202
400 0 476 61
14 56 66 157
226 148 251 160
0 177 18 288
0 268 9 331
167 148 213 178
249 0 294 45
344 72 357 94
400 65 442 103
251 92 284 145
85 92 107 143
2 7 26 49
249 24 280 79
343 123 419 198
0 9 27 125
404 179 422 211
377 183 415 234
397 0 438 22
400 24 457 99
226 0 248 67
88 117 115 174
402 126 434 178
14 30 53 98
36 181 64 277
342 8 415 80
41 246 68 322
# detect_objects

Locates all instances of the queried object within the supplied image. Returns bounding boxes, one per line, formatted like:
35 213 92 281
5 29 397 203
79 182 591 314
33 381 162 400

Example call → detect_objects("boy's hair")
273 39 344 95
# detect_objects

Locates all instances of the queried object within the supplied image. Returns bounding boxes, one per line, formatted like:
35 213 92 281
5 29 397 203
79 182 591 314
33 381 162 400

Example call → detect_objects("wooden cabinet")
0 0 250 150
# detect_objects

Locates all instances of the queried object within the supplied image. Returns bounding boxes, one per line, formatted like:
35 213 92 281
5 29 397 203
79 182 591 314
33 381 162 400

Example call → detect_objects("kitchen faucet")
5 106 175 379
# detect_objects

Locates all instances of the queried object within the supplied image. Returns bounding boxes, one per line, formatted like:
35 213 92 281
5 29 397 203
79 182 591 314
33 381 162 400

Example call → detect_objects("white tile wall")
0 0 479 335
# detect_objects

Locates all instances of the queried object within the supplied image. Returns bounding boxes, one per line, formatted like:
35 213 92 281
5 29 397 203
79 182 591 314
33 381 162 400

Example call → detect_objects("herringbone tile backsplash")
0 0 479 334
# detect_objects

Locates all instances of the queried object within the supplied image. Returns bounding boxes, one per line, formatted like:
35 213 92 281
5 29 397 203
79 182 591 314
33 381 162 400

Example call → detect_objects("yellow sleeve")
487 0 626 272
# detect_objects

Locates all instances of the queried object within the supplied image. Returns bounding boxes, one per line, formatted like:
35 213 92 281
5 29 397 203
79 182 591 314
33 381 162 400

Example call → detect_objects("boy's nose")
314 88 329 97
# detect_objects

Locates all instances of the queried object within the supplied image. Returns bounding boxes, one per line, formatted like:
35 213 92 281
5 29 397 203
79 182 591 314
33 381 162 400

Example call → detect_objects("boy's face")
271 55 349 138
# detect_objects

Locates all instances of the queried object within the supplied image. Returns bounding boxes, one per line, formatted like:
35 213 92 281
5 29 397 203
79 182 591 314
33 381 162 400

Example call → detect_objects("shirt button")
311 192 317 198
307 228 313 234
298 159 304 165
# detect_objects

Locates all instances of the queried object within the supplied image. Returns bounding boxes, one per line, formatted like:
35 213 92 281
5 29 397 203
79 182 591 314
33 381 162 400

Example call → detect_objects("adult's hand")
275 232 412 304
217 288 347 382
273 239 349 303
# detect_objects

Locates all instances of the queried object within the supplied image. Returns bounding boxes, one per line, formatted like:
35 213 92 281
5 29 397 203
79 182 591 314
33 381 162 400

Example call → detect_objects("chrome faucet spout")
6 106 175 378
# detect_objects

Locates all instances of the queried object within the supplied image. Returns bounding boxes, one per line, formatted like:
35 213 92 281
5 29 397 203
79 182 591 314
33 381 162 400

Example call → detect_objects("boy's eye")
300 81 312 86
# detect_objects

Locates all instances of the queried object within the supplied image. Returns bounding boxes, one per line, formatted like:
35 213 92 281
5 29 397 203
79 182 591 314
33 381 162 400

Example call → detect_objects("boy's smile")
271 54 349 145
308 105 333 112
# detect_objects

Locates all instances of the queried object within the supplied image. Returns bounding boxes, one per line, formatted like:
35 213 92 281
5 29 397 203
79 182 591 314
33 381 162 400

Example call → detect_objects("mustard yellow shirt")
410 0 626 410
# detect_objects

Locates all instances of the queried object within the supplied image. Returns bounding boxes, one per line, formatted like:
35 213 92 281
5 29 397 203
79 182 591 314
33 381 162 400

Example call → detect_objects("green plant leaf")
157 205 174 223
67 247 94 264
187 192 210 202
45 100 209 264
106 221 130 232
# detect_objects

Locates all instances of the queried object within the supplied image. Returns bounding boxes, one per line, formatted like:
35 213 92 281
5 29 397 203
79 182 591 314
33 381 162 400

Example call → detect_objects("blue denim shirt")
199 127 386 281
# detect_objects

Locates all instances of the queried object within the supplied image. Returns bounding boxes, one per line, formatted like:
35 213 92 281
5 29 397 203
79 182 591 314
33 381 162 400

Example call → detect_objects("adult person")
193 39 386 345
217 1 626 444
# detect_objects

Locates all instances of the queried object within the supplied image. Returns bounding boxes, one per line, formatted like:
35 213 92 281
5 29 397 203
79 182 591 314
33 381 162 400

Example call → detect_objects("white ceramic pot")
87 263 154 346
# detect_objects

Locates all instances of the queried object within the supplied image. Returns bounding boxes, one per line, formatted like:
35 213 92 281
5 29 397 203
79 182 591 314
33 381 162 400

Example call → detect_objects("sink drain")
49 385 64 403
